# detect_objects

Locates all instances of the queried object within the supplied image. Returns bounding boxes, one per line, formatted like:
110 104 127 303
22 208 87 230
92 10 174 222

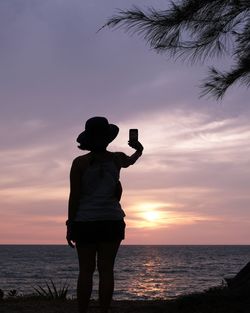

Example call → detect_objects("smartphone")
129 129 138 142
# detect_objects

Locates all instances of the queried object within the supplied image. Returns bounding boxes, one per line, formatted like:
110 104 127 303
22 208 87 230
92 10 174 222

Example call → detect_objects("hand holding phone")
128 129 143 152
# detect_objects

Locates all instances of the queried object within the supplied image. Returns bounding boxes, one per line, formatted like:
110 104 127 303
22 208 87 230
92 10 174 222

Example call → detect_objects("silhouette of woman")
66 117 143 313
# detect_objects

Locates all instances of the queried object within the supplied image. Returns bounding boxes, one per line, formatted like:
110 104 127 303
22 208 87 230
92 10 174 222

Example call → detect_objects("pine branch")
103 0 250 98
201 51 250 99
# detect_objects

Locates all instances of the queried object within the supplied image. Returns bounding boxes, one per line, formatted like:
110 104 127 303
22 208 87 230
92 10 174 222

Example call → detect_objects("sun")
130 202 169 227
144 211 160 222
134 202 165 224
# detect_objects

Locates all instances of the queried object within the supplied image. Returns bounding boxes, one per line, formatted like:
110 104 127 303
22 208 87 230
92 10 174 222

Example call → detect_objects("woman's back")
74 152 125 221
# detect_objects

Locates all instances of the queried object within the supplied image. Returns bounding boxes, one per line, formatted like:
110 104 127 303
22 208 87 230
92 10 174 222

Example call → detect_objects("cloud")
1 106 250 243
118 109 250 233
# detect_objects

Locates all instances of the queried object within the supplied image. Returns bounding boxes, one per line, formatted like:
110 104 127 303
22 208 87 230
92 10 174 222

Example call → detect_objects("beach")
1 286 250 313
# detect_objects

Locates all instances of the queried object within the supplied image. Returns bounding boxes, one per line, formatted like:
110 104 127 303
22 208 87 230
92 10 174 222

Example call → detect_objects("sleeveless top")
74 156 125 221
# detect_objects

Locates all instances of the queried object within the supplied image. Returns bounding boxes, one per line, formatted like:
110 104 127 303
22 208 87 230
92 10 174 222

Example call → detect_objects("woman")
66 117 143 313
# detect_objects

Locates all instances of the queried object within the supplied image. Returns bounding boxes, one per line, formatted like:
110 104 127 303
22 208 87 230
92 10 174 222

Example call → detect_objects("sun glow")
133 202 169 227
126 200 213 229
144 210 160 222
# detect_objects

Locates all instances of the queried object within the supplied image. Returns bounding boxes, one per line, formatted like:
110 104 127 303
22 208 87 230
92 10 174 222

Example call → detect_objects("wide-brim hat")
77 116 119 150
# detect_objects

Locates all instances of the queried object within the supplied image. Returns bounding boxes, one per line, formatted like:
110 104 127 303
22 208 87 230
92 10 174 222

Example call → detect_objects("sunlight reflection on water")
1 245 250 299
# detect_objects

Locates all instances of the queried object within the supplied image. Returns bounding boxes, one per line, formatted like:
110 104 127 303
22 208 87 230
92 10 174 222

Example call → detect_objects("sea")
0 245 250 300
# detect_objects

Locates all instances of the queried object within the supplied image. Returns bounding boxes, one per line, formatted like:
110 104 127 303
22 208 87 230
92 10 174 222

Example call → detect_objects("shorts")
71 219 126 245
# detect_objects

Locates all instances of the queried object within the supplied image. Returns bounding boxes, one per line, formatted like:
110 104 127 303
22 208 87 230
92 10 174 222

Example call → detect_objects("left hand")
128 140 144 152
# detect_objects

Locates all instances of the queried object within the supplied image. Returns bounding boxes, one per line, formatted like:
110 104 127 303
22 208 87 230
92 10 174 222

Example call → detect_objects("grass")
33 280 69 300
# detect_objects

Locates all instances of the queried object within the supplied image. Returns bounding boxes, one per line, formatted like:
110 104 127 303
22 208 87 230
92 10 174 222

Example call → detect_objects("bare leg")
76 244 97 313
97 241 121 313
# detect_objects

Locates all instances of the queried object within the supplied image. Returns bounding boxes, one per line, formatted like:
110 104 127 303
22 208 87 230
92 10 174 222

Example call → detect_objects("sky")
0 0 250 245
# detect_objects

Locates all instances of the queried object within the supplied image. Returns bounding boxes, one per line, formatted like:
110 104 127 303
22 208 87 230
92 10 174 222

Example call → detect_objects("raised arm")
115 141 144 168
127 140 144 165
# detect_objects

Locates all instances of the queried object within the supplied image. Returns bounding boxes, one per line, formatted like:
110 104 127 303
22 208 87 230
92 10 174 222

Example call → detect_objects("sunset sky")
1 0 250 244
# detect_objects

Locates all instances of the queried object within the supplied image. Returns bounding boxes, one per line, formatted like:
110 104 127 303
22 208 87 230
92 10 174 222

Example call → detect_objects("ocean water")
0 245 250 300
